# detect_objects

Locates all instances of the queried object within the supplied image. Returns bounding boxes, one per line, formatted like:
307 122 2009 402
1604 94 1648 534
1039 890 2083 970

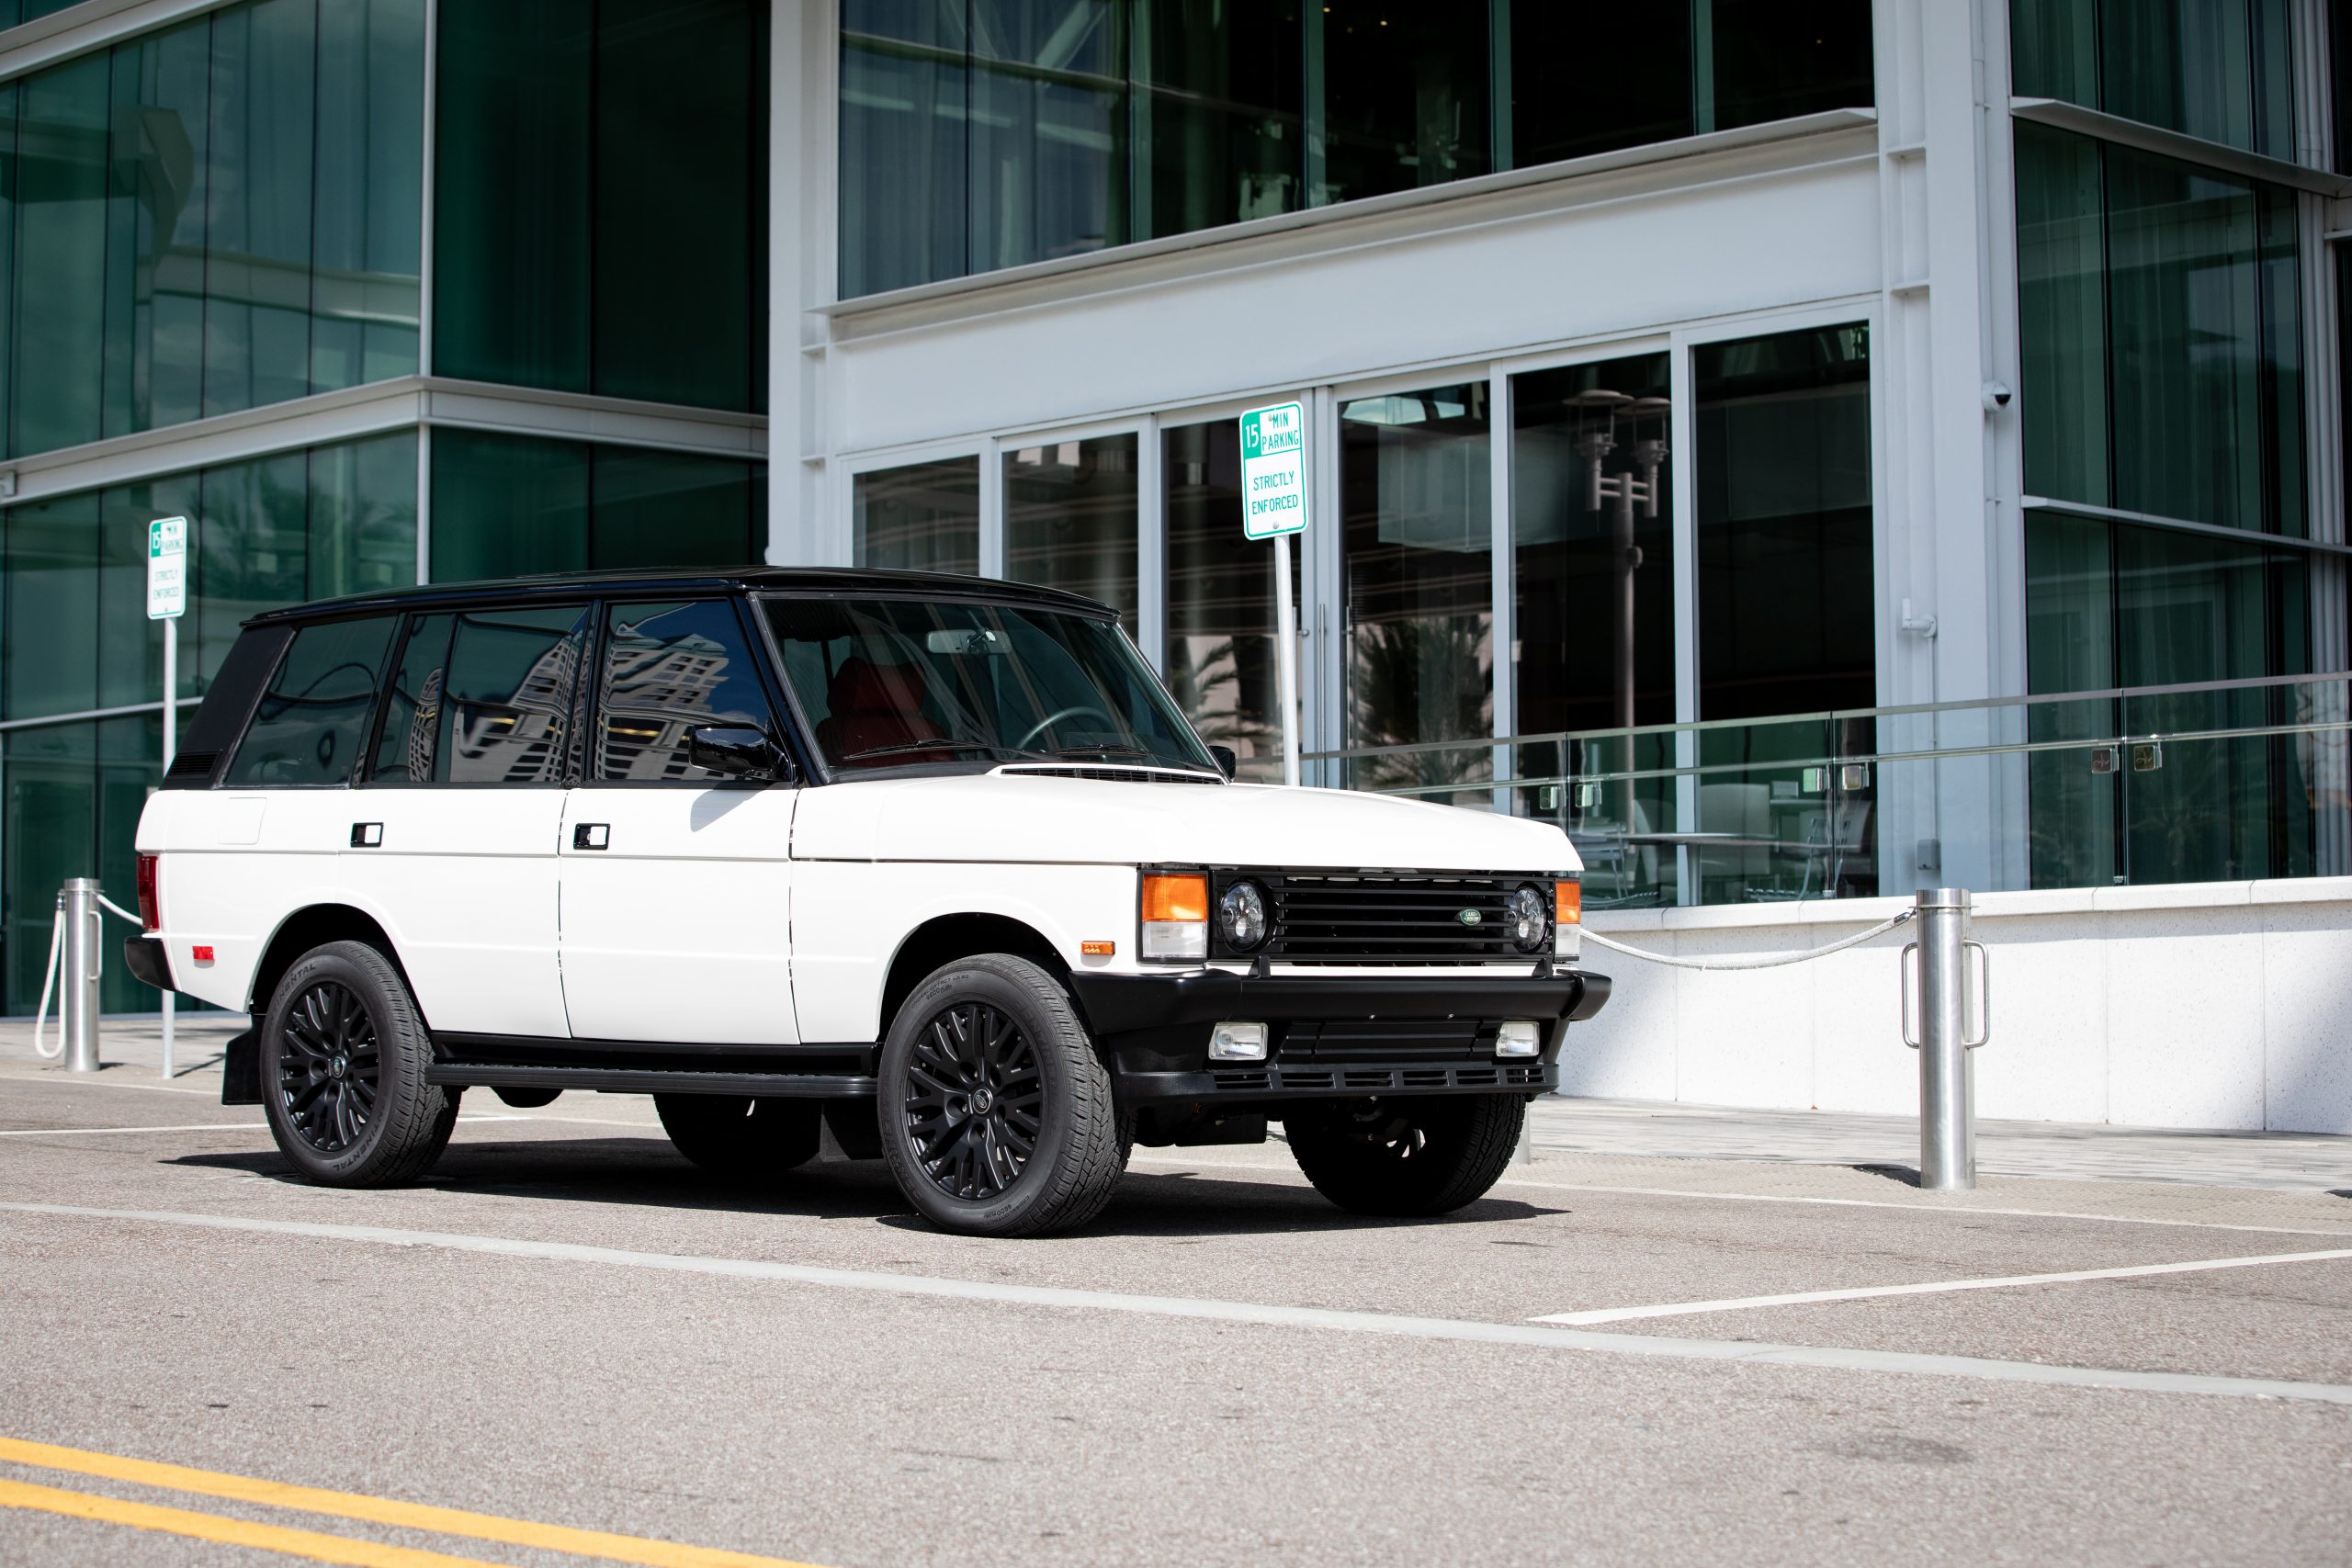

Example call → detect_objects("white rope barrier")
1580 908 1916 971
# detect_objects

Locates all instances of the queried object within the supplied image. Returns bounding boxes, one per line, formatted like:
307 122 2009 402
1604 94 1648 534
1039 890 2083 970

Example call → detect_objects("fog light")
1209 1021 1269 1062
1496 1020 1542 1059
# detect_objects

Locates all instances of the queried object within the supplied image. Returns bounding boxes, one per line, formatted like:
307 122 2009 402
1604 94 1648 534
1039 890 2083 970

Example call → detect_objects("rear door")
557 597 799 1045
340 601 591 1039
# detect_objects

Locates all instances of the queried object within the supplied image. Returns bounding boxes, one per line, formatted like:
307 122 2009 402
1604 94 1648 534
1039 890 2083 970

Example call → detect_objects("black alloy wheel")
1284 1093 1524 1218
259 939 458 1188
877 953 1127 1236
275 979 379 1154
903 999 1044 1201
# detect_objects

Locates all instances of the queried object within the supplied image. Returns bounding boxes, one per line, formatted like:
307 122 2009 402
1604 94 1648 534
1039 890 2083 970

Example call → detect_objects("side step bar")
426 1064 877 1099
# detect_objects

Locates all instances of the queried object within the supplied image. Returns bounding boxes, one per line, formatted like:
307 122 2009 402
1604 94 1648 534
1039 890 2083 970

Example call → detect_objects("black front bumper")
1068 966 1610 1104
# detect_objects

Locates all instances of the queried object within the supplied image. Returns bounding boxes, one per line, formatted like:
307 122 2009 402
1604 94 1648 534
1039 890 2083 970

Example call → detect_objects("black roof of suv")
246 566 1118 628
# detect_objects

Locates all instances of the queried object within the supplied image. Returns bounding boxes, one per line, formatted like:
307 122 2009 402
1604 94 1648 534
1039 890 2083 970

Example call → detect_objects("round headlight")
1218 879 1270 952
1507 884 1550 953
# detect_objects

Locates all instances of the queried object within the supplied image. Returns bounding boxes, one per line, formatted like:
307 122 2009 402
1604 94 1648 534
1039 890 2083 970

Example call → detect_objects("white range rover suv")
126 570 1610 1236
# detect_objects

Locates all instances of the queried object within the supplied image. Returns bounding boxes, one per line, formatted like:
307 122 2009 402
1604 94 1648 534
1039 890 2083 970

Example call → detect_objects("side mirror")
688 725 791 782
1208 744 1238 781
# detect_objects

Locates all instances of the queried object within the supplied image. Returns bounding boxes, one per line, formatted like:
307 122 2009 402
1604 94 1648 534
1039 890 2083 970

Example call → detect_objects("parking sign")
148 516 187 620
1238 402 1307 540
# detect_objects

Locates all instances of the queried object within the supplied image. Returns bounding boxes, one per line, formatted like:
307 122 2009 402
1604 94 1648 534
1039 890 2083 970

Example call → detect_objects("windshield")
762 596 1220 777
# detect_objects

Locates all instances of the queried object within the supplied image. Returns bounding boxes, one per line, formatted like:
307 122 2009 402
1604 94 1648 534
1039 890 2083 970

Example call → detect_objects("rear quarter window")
225 617 396 786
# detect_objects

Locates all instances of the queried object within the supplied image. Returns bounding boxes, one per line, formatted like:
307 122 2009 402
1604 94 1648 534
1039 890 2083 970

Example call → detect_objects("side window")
226 617 395 786
437 604 592 784
372 613 454 783
596 600 778 782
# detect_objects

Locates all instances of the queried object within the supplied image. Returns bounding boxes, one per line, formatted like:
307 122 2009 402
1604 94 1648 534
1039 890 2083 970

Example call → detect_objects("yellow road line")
0 1438 825 1568
0 1477 513 1568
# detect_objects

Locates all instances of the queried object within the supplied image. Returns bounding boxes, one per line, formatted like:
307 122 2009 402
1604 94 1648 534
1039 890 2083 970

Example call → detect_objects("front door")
557 598 799 1045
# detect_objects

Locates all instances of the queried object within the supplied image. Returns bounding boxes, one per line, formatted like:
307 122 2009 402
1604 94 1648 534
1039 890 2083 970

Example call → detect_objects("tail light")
136 853 160 932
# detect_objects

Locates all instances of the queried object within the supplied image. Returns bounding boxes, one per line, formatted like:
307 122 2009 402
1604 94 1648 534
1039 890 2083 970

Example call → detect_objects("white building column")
768 0 839 567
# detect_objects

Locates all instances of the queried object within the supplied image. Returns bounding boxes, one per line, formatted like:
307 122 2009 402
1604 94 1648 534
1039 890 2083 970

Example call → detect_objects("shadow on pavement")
166 1137 1568 1237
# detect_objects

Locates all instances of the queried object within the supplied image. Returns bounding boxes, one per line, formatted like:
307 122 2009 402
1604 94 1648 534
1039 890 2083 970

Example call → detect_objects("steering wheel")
1015 705 1115 750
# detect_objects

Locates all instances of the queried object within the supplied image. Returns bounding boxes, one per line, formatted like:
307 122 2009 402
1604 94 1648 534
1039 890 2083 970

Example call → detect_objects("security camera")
1982 380 2013 413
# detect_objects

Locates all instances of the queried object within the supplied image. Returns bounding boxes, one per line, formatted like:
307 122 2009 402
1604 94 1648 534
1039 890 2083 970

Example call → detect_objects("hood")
791 771 1580 874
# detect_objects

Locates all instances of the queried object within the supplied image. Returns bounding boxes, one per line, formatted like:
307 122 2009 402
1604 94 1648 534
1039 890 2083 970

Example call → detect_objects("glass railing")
1305 673 2352 907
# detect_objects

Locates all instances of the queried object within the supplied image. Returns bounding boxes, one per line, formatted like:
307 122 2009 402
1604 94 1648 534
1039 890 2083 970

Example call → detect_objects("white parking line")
3 1201 2346 1406
1534 1247 2352 1325
1493 1177 2352 1237
0 1114 523 1139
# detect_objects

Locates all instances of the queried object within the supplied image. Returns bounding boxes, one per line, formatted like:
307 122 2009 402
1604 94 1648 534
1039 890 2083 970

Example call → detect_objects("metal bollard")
60 878 104 1074
1902 887 1989 1190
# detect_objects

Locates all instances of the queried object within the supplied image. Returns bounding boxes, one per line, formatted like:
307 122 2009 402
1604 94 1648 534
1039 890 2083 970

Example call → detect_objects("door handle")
573 823 610 851
350 822 382 847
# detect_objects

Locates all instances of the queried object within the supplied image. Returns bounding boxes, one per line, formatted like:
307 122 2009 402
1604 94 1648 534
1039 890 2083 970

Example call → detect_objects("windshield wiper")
840 738 1012 763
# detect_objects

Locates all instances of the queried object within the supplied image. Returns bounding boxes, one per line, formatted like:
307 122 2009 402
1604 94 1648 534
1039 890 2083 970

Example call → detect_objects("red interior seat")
816 658 951 763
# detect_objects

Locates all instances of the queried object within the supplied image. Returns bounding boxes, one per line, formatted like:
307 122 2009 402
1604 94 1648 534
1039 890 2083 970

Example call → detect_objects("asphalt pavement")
1 1018 2346 1566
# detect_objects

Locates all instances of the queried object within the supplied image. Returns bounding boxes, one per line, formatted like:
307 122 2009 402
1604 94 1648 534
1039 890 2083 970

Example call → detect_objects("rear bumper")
1067 966 1610 1104
121 935 175 993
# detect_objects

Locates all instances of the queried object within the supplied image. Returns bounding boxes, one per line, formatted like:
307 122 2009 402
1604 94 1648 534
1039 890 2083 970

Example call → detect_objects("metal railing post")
1905 886 1986 1190
60 878 104 1074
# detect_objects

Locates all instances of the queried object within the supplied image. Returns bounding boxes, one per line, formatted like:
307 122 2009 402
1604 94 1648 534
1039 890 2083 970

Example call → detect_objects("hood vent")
995 765 1222 785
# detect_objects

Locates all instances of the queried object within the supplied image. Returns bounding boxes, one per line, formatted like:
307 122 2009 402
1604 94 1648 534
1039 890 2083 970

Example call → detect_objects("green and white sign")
147 515 187 620
1238 401 1307 540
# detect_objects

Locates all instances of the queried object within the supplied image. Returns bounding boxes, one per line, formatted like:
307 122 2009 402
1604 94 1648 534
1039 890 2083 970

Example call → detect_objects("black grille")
164 750 220 782
1208 1062 1547 1094
1220 871 1555 965
1281 1018 1496 1061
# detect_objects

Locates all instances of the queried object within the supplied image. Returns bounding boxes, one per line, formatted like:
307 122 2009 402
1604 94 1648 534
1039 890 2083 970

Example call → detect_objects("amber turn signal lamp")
1555 880 1582 926
1140 873 1209 924
1080 940 1115 956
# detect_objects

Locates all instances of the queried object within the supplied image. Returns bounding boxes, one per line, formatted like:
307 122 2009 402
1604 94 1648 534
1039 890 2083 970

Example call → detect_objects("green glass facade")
2012 15 2324 891
2013 0 2298 159
428 431 763 583
433 0 767 412
839 0 1875 298
0 0 424 460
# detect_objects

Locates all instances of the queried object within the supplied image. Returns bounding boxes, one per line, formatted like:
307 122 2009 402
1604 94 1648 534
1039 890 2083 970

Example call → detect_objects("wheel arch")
876 912 1072 1043
247 902 413 1018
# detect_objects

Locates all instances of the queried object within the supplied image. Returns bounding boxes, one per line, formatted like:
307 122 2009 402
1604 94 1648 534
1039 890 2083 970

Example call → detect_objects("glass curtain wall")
1511 0 1873 166
1340 384 1492 799
0 0 422 460
841 2 1874 297
2012 0 2298 160
854 457 982 575
2014 115 2314 889
428 431 763 582
1164 418 1284 779
1510 354 1676 895
0 428 418 1013
435 0 766 412
1691 324 1876 902
1002 434 1139 628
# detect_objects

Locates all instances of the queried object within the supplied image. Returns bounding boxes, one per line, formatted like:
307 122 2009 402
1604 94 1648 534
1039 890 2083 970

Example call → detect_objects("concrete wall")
1574 880 2352 1135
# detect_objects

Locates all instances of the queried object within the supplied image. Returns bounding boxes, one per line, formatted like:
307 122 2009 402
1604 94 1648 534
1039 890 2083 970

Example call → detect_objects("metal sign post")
1238 403 1306 787
148 516 187 1077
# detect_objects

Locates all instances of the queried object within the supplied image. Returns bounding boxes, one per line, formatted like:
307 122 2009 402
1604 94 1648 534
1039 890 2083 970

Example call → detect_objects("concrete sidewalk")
6 1013 2348 1200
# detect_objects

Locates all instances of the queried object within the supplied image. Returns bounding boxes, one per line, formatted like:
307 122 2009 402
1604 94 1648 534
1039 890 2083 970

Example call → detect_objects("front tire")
1285 1095 1523 1218
654 1096 820 1185
879 954 1126 1237
260 940 458 1187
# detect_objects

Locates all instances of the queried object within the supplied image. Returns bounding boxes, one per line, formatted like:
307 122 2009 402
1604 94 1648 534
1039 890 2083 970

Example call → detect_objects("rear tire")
654 1096 821 1185
879 954 1125 1237
260 940 457 1187
1285 1095 1523 1218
